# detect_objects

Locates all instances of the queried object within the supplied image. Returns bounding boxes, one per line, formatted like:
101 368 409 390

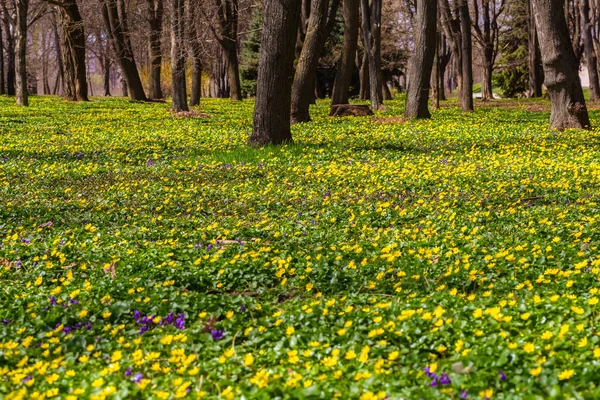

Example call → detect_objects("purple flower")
439 373 451 385
131 373 143 383
49 296 58 306
133 310 141 322
211 329 224 340
146 159 155 167
125 367 133 377
424 366 437 379
23 376 32 383
1 319 10 325
498 370 507 381
70 298 79 305
175 313 185 330
430 379 438 387
460 390 469 399
240 304 246 312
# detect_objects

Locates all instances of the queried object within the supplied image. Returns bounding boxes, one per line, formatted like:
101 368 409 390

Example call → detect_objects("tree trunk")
331 0 359 105
291 0 340 123
59 0 89 101
103 57 111 96
147 0 163 99
249 0 302 146
121 76 128 97
187 0 201 106
431 32 441 110
15 0 28 106
223 40 242 101
0 17 4 95
532 0 590 129
527 0 543 97
361 0 383 109
170 0 188 111
458 0 473 111
581 0 600 100
405 0 437 118
2 2 15 96
481 56 493 100
102 0 147 101
190 56 202 106
359 50 370 99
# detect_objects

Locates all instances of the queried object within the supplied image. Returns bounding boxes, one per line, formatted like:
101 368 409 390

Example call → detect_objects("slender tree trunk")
581 0 600 100
361 0 383 109
359 50 370 99
458 0 473 111
187 0 201 106
481 53 493 101
147 0 163 99
532 0 590 129
291 0 340 122
527 0 543 97
190 56 202 106
170 0 188 111
249 0 302 146
2 3 15 96
102 0 147 101
121 76 128 97
103 57 111 96
223 41 242 101
331 0 359 105
405 0 437 118
15 0 28 106
0 18 4 95
431 32 441 110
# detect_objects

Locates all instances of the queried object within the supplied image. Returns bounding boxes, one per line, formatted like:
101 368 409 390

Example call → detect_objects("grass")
1 94 600 399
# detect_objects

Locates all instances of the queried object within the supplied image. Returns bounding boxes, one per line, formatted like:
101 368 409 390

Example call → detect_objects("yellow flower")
558 369 574 380
530 366 542 376
78 355 89 363
578 337 588 347
286 326 295 336
541 331 553 340
345 350 357 360
243 353 254 367
520 313 530 320
388 351 399 361
473 308 483 318
523 343 535 353
594 348 600 358
92 378 104 387
321 356 338 367
111 350 123 362
589 297 599 305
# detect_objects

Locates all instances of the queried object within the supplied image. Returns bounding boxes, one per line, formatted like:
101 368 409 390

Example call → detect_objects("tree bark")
405 0 437 118
360 0 383 109
458 0 473 111
103 56 111 96
188 0 201 106
532 0 590 129
147 0 164 99
331 0 358 105
59 0 89 101
359 50 370 99
249 0 302 146
581 0 600 100
2 1 15 96
291 0 340 122
0 15 4 95
223 40 242 101
527 0 543 97
170 0 188 111
15 0 28 106
431 31 441 110
102 0 147 101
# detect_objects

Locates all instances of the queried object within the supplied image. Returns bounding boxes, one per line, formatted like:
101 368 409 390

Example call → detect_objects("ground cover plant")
1 95 600 399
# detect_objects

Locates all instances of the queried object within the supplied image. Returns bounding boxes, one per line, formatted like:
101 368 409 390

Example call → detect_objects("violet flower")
211 329 224 340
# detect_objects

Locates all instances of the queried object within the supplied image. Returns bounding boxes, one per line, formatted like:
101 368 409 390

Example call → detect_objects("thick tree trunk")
59 0 89 101
187 0 201 106
291 0 340 122
15 0 28 106
581 0 600 100
331 0 359 105
103 57 111 96
102 0 147 101
361 0 383 109
121 76 128 97
249 0 302 146
532 0 590 129
190 56 202 106
170 0 188 111
147 0 163 99
405 0 437 118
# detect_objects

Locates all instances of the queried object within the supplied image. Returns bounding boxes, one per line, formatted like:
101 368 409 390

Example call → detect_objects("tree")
331 0 359 105
15 0 28 106
249 0 302 146
170 0 188 111
49 0 88 101
531 0 590 129
2 0 16 95
580 0 600 100
187 0 202 106
472 0 505 101
458 0 472 111
404 0 437 118
102 0 147 101
146 0 163 99
0 7 4 95
360 0 384 110
201 0 243 101
290 0 341 123
526 0 542 97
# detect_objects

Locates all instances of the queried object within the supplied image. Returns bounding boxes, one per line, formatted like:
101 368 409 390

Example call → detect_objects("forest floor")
1 95 600 399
